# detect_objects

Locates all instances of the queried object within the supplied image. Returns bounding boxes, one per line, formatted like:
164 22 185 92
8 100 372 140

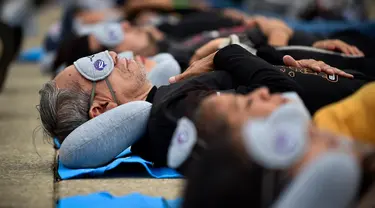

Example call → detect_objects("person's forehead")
54 65 86 89
203 94 235 111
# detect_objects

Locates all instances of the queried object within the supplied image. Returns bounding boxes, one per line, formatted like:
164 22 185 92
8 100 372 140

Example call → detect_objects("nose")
121 21 132 31
108 51 118 64
253 87 271 100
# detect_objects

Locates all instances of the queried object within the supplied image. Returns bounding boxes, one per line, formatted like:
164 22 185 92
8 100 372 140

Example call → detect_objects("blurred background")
0 0 374 207
216 0 375 20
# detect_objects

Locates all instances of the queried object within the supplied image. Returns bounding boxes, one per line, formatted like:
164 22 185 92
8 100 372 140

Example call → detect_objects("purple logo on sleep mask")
108 30 117 40
274 134 296 154
94 59 107 71
177 131 188 144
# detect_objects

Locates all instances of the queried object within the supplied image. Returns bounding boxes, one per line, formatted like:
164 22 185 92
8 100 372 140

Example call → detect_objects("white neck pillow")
59 101 152 168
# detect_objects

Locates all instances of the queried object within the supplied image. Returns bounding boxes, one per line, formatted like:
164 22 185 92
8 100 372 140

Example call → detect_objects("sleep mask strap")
90 81 97 108
105 78 119 104
74 51 120 108
89 78 119 109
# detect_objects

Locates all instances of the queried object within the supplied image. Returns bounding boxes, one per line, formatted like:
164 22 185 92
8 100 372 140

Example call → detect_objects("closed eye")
246 99 253 108
114 55 119 64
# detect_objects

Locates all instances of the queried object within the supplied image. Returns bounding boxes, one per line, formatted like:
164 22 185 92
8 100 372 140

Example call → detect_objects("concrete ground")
0 4 374 208
0 6 182 208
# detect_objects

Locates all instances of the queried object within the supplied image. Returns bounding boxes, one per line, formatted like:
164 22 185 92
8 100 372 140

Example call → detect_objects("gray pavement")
0 6 182 208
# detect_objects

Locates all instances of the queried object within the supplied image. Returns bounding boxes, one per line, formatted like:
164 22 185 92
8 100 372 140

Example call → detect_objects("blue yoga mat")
57 192 182 208
57 147 183 180
18 47 45 62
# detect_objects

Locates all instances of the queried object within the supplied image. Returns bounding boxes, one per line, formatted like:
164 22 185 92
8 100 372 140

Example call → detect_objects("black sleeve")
143 89 214 167
256 44 375 78
288 30 322 46
213 45 304 94
132 71 233 167
329 30 375 57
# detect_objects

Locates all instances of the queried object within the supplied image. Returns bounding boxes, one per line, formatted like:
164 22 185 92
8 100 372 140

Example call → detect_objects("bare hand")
313 39 364 56
170 52 216 84
189 38 227 65
245 16 293 47
222 8 251 23
76 11 106 24
283 55 354 78
251 16 292 36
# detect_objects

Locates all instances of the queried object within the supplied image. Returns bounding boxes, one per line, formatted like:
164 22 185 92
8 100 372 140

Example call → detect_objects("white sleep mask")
74 50 114 81
242 92 311 169
73 50 119 107
167 117 198 169
118 51 134 59
92 22 125 48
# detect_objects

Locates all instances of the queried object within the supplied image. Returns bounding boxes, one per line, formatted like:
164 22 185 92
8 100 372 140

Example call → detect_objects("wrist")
268 30 291 47
219 35 240 49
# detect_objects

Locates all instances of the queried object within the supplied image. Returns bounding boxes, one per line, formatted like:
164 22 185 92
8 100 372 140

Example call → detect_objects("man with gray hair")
39 50 153 144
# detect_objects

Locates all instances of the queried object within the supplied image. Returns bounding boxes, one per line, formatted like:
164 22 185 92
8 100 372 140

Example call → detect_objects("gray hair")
38 81 90 144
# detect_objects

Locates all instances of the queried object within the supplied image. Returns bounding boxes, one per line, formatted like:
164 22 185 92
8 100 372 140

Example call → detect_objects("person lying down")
55 50 181 87
38 44 372 169
50 15 372 74
48 21 165 76
173 89 374 208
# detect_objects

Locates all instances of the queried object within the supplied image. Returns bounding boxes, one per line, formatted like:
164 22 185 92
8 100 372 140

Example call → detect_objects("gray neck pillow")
147 53 181 87
118 51 181 87
59 101 152 168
